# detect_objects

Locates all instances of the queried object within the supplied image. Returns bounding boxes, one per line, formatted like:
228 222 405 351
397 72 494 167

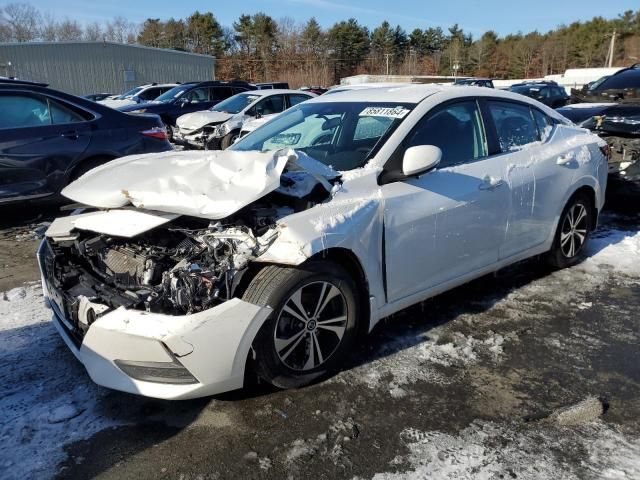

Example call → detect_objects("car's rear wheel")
545 192 593 268
242 262 360 389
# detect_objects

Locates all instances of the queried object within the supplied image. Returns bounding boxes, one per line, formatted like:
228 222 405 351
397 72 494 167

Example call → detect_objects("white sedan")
39 85 608 399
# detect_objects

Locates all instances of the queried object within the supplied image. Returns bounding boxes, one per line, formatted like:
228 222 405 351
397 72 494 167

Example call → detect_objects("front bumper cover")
37 241 272 400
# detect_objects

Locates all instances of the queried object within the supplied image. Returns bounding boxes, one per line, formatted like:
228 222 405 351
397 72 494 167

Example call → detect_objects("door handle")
557 153 574 165
479 175 505 190
61 130 79 140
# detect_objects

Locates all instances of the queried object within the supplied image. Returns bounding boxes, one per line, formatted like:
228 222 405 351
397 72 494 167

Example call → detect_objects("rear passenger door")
484 99 567 257
0 92 91 202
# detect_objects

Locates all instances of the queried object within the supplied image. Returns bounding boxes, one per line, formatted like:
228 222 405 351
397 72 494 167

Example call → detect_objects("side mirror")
402 145 442 177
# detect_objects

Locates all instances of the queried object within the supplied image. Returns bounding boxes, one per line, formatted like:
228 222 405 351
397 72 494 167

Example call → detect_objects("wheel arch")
67 154 116 183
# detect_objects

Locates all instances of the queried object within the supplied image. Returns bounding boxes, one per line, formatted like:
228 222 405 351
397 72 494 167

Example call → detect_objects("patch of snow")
0 283 121 480
368 420 640 480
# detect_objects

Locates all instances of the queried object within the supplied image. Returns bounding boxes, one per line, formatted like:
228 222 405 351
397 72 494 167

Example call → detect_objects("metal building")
0 41 215 96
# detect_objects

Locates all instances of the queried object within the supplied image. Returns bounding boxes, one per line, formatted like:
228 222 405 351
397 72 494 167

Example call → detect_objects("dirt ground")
0 192 639 480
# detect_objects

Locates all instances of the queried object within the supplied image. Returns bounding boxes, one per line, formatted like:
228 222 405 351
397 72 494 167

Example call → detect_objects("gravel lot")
0 195 639 480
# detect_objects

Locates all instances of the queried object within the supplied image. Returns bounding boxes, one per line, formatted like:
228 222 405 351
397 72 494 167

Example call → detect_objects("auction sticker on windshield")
359 106 409 119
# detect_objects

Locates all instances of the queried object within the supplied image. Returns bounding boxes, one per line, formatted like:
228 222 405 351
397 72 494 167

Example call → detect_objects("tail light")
140 126 169 140
599 143 611 160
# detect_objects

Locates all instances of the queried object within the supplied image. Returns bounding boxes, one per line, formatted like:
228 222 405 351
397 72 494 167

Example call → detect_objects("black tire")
220 131 239 150
545 192 593 269
242 262 360 389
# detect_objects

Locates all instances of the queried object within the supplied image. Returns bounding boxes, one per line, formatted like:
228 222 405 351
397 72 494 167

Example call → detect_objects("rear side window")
354 116 393 140
211 87 233 101
289 94 312 107
405 100 487 168
487 101 539 151
0 94 51 128
50 99 84 124
532 109 555 142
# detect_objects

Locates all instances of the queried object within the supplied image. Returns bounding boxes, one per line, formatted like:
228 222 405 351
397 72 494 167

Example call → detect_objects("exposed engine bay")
44 162 339 334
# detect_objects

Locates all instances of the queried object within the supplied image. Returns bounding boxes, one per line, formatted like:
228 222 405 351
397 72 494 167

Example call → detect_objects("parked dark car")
253 82 290 89
453 78 494 88
118 81 256 138
0 79 171 205
570 64 640 103
558 102 640 192
509 81 569 108
83 93 115 102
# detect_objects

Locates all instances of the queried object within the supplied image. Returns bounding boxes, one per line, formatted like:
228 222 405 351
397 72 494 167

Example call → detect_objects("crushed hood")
177 110 234 130
61 149 340 220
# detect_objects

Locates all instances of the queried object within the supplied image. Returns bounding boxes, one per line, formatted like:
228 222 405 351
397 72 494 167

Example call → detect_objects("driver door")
381 99 509 302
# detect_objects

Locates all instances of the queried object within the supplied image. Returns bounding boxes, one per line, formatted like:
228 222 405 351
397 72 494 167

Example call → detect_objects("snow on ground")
0 284 121 480
367 420 640 480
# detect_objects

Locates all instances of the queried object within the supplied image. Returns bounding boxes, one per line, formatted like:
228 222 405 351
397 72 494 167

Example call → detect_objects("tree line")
2 2 640 86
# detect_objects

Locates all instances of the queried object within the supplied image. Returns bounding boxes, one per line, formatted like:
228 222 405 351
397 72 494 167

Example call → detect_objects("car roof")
311 84 446 104
235 89 316 97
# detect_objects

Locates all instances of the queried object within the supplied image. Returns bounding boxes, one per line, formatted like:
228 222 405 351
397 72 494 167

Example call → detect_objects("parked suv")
119 81 256 138
0 79 171 205
509 82 569 108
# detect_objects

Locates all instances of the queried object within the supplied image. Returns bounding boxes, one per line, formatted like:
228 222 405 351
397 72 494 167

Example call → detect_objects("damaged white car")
174 89 315 150
39 86 608 400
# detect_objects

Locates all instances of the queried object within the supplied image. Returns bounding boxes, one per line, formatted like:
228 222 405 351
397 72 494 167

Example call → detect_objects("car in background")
0 79 171 205
39 85 607 399
558 102 639 189
174 89 315 149
570 64 640 103
254 82 290 90
453 78 494 88
509 81 569 108
83 93 115 102
99 83 178 108
119 81 256 140
300 86 329 95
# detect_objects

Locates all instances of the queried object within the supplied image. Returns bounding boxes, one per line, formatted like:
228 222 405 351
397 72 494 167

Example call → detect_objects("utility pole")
605 30 616 68
384 53 392 75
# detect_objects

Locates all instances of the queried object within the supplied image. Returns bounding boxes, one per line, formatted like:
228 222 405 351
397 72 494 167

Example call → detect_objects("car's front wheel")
243 262 360 389
545 192 593 268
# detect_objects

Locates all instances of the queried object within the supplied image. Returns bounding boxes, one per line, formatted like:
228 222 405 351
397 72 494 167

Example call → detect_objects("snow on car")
38 85 608 400
173 89 315 150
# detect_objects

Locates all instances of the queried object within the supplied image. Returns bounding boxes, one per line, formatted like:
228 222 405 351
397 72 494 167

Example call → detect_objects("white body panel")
39 85 608 399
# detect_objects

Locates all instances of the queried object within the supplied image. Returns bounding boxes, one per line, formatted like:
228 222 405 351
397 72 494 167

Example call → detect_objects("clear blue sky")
22 0 640 37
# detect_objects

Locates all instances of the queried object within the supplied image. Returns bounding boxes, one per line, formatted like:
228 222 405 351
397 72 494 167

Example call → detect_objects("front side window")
404 100 487 168
0 94 51 129
488 101 539 151
231 101 413 171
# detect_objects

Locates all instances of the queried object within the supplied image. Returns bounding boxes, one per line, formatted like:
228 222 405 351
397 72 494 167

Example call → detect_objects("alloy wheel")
274 281 348 371
560 203 588 258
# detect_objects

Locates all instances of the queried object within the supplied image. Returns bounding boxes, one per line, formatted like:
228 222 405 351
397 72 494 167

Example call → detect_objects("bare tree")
84 22 103 41
57 18 83 41
3 3 41 42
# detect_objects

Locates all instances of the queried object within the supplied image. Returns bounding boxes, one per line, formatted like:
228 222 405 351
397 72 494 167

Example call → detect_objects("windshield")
153 85 191 103
116 87 142 100
231 101 413 171
212 93 261 114
587 76 610 91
